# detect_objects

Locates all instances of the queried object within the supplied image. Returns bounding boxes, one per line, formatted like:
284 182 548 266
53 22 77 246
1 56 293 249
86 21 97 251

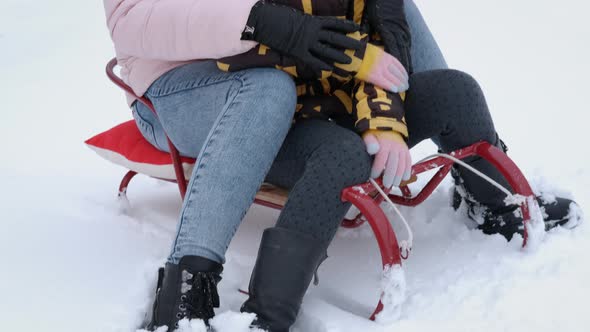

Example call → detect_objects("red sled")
87 58 539 321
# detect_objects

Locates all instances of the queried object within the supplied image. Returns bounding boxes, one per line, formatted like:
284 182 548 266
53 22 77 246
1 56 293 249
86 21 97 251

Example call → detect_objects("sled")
93 58 538 321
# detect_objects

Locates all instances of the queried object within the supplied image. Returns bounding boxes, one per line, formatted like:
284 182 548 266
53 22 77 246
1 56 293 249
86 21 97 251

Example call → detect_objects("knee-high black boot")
241 227 328 332
452 137 581 240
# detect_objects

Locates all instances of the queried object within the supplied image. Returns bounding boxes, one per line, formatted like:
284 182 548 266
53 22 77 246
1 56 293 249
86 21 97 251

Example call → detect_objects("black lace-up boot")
451 137 581 240
241 227 329 332
146 256 223 331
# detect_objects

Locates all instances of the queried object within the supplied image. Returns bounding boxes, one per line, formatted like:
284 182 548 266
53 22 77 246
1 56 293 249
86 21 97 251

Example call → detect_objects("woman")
103 1 578 332
103 1 369 330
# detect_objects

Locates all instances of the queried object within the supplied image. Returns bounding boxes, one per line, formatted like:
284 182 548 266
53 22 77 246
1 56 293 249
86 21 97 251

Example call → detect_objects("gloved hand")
355 43 409 93
363 130 412 188
242 1 362 72
364 0 412 72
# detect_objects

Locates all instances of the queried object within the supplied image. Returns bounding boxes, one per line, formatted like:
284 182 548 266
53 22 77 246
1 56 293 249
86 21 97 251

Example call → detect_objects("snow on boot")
145 256 223 331
459 194 581 241
241 227 328 332
451 138 582 240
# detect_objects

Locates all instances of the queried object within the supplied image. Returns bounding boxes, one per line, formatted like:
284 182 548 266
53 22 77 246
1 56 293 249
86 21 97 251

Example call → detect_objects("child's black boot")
451 138 581 240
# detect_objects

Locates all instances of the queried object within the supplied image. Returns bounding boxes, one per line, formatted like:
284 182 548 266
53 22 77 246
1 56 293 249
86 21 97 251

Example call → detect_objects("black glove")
365 0 413 73
242 1 362 72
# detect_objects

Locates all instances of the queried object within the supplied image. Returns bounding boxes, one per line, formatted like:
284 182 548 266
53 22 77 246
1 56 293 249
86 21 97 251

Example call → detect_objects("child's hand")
356 44 409 93
363 130 412 189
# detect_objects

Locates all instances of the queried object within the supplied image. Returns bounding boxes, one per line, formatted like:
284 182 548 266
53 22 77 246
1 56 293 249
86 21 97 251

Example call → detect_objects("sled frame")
106 58 535 321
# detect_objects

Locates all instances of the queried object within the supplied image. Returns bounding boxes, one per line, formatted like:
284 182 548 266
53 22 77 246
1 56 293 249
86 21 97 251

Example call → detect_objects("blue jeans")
133 0 447 264
134 62 296 264
405 0 448 72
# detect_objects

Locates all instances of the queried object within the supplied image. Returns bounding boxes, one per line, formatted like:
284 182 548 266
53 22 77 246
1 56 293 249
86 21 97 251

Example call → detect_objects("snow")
374 265 406 324
1 0 590 331
136 312 265 332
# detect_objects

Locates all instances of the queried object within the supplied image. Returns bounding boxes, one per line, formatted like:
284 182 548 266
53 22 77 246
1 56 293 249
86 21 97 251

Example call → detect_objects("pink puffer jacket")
103 0 259 105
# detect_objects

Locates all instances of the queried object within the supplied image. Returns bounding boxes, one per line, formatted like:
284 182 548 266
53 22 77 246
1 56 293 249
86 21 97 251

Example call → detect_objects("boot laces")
177 270 220 322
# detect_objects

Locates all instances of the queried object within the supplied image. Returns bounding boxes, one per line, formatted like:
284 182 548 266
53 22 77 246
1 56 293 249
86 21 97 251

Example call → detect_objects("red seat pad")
85 120 195 180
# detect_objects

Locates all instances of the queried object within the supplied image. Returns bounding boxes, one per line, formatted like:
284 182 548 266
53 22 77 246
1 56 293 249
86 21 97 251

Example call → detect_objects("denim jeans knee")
135 62 297 264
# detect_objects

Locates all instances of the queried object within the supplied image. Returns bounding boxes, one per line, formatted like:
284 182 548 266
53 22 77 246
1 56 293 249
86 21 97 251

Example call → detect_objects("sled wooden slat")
256 184 289 207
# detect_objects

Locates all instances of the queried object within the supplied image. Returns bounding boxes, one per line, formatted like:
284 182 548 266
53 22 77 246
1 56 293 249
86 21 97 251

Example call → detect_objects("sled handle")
106 58 188 198
106 58 156 115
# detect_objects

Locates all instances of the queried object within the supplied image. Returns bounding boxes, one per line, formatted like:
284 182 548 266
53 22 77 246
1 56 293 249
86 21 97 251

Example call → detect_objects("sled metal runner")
106 58 536 321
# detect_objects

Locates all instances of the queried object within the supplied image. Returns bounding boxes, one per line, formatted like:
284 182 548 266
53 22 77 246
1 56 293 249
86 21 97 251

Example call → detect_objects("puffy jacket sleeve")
104 0 259 61
352 82 408 136
364 0 412 72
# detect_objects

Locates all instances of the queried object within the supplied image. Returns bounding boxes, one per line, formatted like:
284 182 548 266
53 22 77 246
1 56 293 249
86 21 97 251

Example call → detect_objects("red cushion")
85 120 195 180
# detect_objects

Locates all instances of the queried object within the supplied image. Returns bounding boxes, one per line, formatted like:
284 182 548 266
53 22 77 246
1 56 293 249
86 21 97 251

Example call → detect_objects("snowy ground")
1 0 589 331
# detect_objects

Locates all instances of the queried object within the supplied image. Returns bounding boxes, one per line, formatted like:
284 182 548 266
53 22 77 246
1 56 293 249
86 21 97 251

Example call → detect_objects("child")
134 1 579 331
215 1 580 331
219 0 413 188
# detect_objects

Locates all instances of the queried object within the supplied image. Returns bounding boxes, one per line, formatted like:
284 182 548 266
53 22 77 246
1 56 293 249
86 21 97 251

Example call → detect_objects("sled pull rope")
369 153 516 259
417 153 513 197
370 178 413 258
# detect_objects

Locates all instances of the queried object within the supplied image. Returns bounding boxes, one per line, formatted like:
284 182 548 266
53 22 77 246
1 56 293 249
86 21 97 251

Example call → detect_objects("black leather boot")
146 256 223 331
452 138 581 240
241 227 329 332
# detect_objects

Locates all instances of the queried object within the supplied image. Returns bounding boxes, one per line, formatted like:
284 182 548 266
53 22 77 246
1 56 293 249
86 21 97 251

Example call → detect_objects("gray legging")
268 2 510 245
267 70 497 244
263 0 458 244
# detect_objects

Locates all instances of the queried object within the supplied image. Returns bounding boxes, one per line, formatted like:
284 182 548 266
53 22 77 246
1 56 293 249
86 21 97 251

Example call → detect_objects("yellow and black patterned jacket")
218 0 409 137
